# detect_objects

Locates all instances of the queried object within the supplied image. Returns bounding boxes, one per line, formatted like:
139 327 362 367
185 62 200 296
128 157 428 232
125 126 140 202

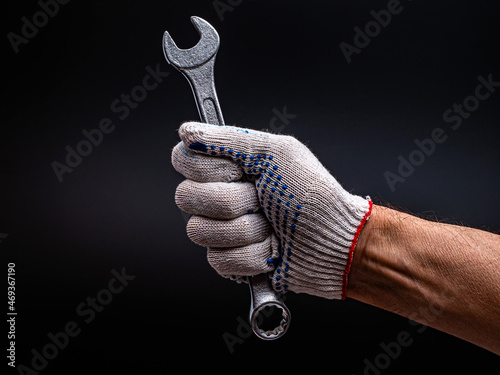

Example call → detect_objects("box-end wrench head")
163 16 290 340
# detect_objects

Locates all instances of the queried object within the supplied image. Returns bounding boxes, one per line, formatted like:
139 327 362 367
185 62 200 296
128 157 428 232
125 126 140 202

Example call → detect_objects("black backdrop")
2 0 499 373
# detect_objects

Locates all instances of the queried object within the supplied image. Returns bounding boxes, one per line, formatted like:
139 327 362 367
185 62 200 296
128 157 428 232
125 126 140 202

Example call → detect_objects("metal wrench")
163 16 290 340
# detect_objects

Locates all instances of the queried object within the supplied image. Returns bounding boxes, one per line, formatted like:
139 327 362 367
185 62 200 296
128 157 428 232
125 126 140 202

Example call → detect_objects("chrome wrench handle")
185 58 224 125
166 47 224 125
163 16 290 340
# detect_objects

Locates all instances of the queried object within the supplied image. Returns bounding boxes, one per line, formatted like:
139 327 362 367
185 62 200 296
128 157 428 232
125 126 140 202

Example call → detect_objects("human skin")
348 204 500 355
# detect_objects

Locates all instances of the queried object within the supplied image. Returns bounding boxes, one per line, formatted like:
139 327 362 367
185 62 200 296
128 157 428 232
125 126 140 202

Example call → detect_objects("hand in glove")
172 122 372 299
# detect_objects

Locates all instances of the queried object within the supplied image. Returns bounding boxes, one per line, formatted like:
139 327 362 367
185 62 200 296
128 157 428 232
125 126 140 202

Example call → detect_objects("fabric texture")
172 122 372 299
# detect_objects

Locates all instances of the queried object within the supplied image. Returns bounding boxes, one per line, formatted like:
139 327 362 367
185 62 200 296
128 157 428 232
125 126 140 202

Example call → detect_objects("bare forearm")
348 205 500 355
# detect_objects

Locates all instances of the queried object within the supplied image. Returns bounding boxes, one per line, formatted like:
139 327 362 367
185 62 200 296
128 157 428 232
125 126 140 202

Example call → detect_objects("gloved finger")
208 234 280 277
186 213 271 248
175 180 260 220
171 141 243 182
178 122 300 175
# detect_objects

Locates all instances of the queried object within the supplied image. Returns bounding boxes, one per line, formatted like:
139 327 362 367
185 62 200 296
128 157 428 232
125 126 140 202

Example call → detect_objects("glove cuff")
270 191 372 300
341 197 373 299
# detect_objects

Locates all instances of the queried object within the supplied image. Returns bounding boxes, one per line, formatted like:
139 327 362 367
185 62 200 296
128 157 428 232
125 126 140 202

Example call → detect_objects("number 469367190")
8 263 15 312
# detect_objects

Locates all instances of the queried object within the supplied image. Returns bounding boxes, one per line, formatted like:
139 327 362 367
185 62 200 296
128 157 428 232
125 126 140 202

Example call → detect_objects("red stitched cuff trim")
341 200 373 300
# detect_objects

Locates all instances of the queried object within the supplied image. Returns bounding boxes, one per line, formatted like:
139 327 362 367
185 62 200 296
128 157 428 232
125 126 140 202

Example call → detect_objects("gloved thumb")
178 122 278 162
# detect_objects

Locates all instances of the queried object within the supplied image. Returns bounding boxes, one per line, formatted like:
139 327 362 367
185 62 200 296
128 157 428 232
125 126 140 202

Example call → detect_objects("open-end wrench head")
163 16 220 70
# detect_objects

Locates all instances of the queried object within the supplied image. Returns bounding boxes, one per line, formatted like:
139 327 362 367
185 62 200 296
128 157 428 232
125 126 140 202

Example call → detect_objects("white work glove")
172 122 372 299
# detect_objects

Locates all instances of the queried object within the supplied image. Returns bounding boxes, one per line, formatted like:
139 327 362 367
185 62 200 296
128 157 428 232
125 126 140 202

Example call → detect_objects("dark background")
2 0 499 373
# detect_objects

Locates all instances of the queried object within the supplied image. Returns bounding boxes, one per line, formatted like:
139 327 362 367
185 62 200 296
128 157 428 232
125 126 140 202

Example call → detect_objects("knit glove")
172 122 372 299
